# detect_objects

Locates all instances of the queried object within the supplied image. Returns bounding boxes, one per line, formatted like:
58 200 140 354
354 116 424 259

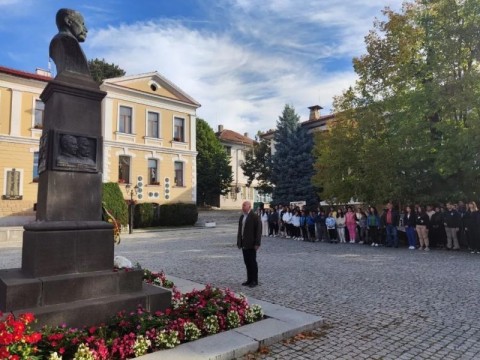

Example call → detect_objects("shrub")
133 203 155 228
102 182 128 226
158 203 198 226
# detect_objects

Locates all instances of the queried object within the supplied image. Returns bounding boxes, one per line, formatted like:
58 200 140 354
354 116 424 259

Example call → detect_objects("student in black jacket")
443 202 461 250
416 206 430 251
430 206 446 248
403 206 416 250
464 201 480 253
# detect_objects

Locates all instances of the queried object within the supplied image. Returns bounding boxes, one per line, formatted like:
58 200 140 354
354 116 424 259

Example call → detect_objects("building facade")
0 66 200 225
215 126 271 209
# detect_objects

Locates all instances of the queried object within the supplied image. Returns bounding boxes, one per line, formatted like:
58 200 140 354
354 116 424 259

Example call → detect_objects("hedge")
159 203 198 226
102 182 128 226
133 203 159 228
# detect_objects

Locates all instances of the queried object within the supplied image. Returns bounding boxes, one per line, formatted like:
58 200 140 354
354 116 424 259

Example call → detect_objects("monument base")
0 222 171 329
22 221 114 277
0 268 171 329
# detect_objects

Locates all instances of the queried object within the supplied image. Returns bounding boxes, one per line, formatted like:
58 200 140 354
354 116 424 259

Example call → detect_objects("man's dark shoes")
248 282 258 288
242 281 251 286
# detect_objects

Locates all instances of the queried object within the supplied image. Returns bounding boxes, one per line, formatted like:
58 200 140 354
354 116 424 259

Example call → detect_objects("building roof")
0 66 52 82
103 71 201 107
216 129 254 146
260 113 336 139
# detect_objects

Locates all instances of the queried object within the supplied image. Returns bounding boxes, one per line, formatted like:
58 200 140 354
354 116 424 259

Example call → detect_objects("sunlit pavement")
2 218 480 359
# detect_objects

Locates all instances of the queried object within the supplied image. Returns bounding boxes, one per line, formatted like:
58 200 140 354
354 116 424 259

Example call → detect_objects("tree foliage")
271 105 318 206
314 0 480 205
241 134 273 194
88 58 126 83
196 118 233 206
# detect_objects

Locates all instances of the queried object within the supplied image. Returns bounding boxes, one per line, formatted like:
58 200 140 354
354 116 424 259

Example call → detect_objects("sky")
0 0 403 138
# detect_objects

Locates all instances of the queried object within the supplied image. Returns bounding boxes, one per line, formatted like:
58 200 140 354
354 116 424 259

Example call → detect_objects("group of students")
257 201 480 253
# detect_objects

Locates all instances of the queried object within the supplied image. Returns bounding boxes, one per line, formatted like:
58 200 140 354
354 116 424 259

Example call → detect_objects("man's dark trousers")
242 248 258 284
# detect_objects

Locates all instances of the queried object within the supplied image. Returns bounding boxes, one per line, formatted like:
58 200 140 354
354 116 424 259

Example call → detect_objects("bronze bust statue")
49 8 90 76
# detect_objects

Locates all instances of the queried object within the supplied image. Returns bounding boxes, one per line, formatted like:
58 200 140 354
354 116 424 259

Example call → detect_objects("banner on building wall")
290 201 306 208
2 169 22 200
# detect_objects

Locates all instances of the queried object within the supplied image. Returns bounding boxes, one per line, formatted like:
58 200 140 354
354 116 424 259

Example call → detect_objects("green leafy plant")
102 183 128 226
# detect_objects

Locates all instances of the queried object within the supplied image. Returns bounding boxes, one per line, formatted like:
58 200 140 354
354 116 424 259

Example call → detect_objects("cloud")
86 0 402 137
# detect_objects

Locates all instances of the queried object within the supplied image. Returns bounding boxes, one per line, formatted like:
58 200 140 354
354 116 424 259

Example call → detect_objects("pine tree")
88 58 126 83
271 105 318 207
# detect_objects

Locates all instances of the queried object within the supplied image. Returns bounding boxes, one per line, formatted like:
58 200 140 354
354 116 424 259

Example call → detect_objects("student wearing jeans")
381 202 400 248
326 213 337 243
403 206 416 250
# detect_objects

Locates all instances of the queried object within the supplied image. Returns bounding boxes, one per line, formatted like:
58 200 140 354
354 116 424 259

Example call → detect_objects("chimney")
36 68 52 77
244 132 249 138
308 105 323 121
218 125 224 132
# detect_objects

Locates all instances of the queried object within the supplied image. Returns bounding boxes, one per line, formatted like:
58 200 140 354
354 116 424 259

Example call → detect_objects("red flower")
25 332 42 344
0 347 9 358
19 313 35 325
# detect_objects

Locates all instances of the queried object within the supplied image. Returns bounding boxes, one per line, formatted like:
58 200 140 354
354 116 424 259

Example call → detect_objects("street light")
125 183 139 234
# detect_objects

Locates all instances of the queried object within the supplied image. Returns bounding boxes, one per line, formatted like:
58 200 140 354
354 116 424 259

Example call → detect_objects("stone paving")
1 211 480 359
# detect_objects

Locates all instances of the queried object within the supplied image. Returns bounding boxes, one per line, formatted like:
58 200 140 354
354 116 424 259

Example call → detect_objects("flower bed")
0 273 263 359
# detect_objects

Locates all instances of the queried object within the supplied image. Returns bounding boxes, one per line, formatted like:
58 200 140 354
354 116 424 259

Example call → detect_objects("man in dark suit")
237 201 262 288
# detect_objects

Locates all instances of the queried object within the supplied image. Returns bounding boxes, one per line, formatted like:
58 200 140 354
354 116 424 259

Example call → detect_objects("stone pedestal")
0 72 171 328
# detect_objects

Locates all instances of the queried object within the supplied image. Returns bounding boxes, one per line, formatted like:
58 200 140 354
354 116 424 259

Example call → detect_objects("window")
174 161 184 187
224 146 231 155
33 152 39 181
148 159 158 185
118 156 130 183
147 111 159 138
230 186 237 198
173 117 185 142
34 100 44 128
119 106 133 134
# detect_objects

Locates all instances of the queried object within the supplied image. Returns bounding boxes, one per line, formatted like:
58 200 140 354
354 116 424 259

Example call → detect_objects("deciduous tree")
241 135 273 195
196 119 233 206
314 0 480 205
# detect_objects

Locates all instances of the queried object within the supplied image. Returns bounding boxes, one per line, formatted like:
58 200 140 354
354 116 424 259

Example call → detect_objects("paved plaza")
1 211 479 359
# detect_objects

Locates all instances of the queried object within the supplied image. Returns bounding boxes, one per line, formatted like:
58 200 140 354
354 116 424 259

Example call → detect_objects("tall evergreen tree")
196 119 233 206
271 105 318 207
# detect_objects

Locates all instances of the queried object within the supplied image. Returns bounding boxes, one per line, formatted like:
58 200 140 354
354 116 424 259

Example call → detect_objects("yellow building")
0 66 200 225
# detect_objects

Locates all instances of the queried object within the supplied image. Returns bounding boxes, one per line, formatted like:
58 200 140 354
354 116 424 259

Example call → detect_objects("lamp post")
125 184 138 234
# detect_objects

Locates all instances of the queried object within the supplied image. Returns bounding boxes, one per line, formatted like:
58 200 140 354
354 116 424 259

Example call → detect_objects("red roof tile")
0 65 52 82
216 129 254 146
